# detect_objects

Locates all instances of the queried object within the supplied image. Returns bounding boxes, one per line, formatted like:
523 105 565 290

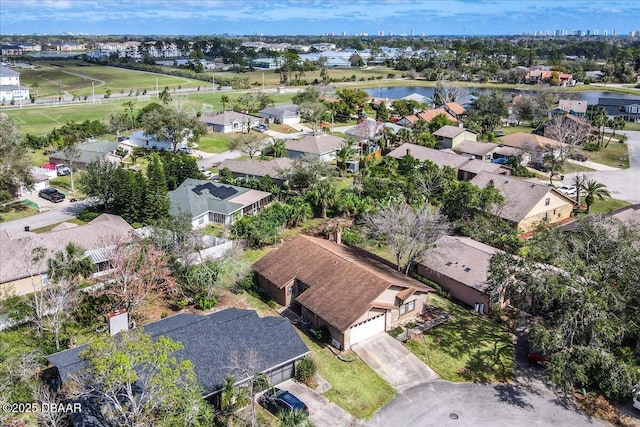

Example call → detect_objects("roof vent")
464 267 471 272
445 261 452 266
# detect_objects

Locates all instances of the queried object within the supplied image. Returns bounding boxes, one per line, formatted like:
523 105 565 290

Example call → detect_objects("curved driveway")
566 130 640 204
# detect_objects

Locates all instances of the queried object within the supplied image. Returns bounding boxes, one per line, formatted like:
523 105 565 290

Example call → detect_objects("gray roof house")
46 308 310 413
259 104 300 125
417 236 504 314
285 134 346 162
218 157 293 186
48 139 121 170
168 179 272 228
470 172 575 233
387 143 471 171
198 111 260 133
0 214 133 298
452 140 499 161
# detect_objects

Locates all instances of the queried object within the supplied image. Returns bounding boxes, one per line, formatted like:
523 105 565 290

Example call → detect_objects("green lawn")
297 332 395 419
577 142 629 169
577 198 632 216
0 200 38 222
496 126 533 136
197 133 232 153
559 162 595 174
405 294 514 383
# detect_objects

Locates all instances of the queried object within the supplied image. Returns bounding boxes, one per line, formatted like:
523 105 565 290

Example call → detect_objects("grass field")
0 200 38 222
577 142 629 168
579 198 632 215
197 133 233 153
17 62 202 98
405 294 514 383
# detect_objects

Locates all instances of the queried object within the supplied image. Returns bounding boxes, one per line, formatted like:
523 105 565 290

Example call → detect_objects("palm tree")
269 138 287 158
287 196 312 227
30 82 40 101
306 180 337 219
572 174 586 207
220 94 229 112
581 179 611 213
123 100 135 130
335 142 357 177
48 242 94 281
277 409 312 427
605 116 626 148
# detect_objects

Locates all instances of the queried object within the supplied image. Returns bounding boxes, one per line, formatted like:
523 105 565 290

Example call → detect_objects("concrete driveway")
352 334 439 392
277 380 358 427
564 130 640 204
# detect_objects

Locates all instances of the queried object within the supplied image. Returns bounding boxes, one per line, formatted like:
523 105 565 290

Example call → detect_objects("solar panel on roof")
211 185 238 199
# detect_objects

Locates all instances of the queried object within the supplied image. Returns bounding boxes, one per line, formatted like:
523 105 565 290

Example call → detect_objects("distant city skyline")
1 0 639 37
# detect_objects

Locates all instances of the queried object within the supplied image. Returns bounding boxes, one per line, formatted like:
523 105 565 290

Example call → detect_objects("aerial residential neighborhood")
1 1 640 427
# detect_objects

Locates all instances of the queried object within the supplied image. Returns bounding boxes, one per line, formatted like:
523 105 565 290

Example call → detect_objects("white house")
122 130 188 151
0 66 29 103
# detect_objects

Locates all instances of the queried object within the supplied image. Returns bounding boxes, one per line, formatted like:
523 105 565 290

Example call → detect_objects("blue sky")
1 0 638 36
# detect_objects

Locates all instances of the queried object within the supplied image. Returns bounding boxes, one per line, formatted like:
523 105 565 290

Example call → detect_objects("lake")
364 86 640 105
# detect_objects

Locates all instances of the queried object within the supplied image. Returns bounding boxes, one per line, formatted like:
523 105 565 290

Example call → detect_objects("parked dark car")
38 187 65 203
569 152 588 162
529 161 549 172
252 124 268 132
259 388 309 416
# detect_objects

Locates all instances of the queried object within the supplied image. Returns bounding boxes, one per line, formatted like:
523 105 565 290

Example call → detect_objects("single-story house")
259 105 300 125
417 236 504 314
470 172 575 233
432 125 477 149
285 134 346 162
122 130 189 152
168 179 272 228
17 165 57 196
401 92 431 105
0 214 133 298
217 157 294 186
387 143 471 171
597 97 640 122
198 111 261 133
497 132 566 164
48 139 121 170
452 140 499 161
252 234 434 350
46 308 310 411
550 99 588 118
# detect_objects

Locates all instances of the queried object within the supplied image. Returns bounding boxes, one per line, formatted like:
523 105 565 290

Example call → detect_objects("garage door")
349 313 385 346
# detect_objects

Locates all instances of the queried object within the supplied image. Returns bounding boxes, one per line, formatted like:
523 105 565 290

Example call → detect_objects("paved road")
0 198 94 233
278 380 358 427
564 130 640 204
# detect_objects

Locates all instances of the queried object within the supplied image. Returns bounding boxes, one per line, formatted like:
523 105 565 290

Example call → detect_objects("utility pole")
91 81 95 103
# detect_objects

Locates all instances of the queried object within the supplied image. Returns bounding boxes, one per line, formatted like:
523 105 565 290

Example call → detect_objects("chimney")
107 309 129 336
335 228 342 245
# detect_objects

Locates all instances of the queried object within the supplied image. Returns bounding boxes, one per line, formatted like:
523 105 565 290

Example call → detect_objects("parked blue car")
492 157 508 165
260 388 309 416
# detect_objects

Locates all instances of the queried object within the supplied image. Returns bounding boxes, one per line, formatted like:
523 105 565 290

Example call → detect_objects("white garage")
349 313 386 346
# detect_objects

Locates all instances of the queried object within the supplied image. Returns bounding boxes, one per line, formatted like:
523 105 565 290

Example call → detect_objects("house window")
542 212 549 222
400 300 416 315
490 291 500 305
545 198 550 206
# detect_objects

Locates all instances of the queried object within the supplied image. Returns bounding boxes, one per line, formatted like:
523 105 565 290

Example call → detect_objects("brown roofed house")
284 134 346 162
387 143 471 171
498 132 566 164
432 125 477 149
252 235 434 349
218 157 293 186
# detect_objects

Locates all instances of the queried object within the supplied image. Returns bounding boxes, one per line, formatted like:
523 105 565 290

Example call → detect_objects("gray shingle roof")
285 134 345 155
198 111 258 126
452 140 498 157
420 236 502 293
48 139 120 165
168 179 271 218
46 308 310 395
432 125 466 138
218 158 293 180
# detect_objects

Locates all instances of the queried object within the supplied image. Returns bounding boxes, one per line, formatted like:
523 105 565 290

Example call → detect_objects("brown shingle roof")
498 133 565 151
558 99 588 114
285 134 345 155
459 159 507 175
387 143 471 170
452 140 498 157
252 235 432 332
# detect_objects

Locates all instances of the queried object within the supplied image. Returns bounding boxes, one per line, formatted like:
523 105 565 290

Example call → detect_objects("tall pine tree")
143 153 170 222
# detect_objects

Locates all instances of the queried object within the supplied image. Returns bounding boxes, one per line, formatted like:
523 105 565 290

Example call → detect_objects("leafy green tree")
428 113 455 133
581 179 611 213
489 217 640 400
0 117 33 202
220 94 230 112
605 116 626 147
143 153 170 222
219 167 234 184
442 180 503 222
376 102 390 122
162 152 201 190
335 87 369 118
228 132 266 159
287 196 312 227
66 329 215 427
277 409 313 427
267 138 287 158
299 101 327 134
292 87 321 105
140 106 206 154
159 86 172 106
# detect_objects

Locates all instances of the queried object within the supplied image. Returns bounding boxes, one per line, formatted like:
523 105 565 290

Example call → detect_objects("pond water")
364 86 640 105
